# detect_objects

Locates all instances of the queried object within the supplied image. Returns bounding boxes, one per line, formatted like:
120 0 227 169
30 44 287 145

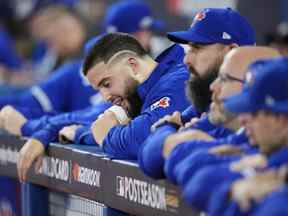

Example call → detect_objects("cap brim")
167 30 214 44
223 91 258 114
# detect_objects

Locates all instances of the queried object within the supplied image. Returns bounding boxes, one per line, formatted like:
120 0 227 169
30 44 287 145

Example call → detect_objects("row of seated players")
2 6 288 215
141 47 288 215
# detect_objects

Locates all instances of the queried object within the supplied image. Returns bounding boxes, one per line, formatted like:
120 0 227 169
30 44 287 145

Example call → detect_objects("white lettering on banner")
116 176 167 210
0 147 18 165
72 162 101 187
38 156 70 181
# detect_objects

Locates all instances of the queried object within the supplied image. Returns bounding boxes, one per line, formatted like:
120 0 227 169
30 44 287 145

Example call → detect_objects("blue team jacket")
164 130 248 183
100 44 190 159
203 147 288 215
0 60 99 118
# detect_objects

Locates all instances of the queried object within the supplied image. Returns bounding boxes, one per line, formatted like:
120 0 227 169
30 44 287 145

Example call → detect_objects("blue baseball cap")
224 57 288 114
167 8 255 45
83 34 106 55
103 0 164 33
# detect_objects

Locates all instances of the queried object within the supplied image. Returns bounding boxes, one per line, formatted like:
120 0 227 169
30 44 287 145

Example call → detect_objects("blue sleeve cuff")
21 122 30 136
31 129 57 148
181 105 198 123
21 116 50 136
75 126 88 141
75 125 97 145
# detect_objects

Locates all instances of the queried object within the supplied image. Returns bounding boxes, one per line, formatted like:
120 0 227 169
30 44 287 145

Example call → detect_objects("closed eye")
102 81 110 88
98 78 110 89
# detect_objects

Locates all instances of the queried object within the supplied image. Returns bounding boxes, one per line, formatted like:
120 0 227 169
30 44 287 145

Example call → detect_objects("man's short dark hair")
82 33 148 76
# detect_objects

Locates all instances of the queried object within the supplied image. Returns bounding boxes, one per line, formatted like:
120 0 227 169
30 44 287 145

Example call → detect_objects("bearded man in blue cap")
139 7 256 179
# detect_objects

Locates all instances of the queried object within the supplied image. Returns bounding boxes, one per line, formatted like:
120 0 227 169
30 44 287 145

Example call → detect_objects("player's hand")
59 124 82 144
0 105 27 136
151 111 182 132
91 110 119 146
231 168 285 211
17 138 45 182
230 154 268 172
162 129 214 158
179 117 200 131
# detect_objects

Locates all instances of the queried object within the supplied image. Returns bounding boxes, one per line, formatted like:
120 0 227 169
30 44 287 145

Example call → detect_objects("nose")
184 51 195 66
209 78 221 100
100 88 111 102
210 77 221 96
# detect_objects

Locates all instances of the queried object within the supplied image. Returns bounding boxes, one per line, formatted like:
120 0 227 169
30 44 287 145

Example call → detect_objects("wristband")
108 105 129 124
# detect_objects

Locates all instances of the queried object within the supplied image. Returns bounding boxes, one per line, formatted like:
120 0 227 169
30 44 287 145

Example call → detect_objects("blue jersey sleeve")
138 124 178 179
22 103 110 144
0 96 50 119
181 115 234 139
181 105 199 123
30 61 81 113
103 95 189 159
137 115 233 179
0 61 82 119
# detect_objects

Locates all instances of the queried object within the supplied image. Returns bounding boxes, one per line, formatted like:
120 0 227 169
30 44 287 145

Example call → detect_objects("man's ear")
228 43 239 50
127 57 139 75
223 43 239 55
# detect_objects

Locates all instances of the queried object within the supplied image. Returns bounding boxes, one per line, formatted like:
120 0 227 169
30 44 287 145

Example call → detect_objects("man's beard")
186 66 219 114
124 79 143 119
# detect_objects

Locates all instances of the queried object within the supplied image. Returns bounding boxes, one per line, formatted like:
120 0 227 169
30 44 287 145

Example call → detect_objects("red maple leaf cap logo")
191 11 206 27
194 11 206 21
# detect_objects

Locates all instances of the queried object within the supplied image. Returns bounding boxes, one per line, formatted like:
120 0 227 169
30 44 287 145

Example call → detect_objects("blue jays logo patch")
150 97 170 111
194 11 206 21
191 11 206 27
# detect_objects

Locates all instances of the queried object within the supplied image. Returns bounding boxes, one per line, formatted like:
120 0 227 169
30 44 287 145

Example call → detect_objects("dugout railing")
0 133 198 216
